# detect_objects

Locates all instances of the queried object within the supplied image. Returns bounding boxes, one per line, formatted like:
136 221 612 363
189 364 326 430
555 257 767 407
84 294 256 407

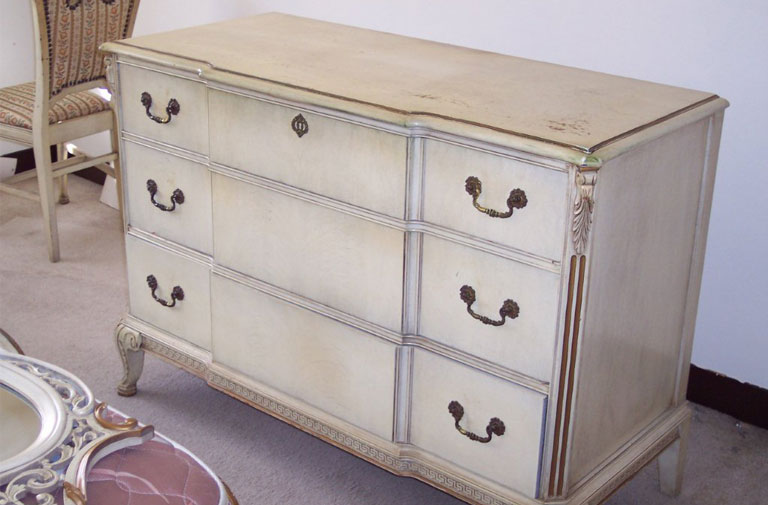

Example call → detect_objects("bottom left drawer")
125 235 211 350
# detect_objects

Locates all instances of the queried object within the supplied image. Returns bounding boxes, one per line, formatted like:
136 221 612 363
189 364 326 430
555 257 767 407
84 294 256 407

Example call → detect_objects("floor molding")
687 364 768 429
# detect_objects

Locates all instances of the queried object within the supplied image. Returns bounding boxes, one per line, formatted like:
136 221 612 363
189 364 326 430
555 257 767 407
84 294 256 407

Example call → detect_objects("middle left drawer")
124 141 212 255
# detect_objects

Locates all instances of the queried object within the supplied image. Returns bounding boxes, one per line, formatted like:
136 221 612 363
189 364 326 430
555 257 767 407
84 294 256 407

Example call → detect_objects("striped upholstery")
42 0 138 98
0 82 109 129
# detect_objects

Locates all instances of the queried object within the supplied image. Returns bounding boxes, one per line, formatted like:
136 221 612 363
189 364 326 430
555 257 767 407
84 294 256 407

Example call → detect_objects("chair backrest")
31 0 141 100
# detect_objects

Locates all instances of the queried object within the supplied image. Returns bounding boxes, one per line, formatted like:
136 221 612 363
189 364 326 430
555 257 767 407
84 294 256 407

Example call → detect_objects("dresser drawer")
419 236 560 382
422 140 568 260
211 274 396 439
123 141 212 254
410 349 546 497
212 174 404 331
126 235 211 350
119 63 208 154
209 90 408 218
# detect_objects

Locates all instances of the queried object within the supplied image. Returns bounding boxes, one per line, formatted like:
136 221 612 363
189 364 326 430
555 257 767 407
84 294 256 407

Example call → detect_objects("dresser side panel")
566 118 710 487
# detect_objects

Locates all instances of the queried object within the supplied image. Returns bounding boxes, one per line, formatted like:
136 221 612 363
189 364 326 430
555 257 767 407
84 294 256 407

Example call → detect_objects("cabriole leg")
658 418 690 496
115 322 144 397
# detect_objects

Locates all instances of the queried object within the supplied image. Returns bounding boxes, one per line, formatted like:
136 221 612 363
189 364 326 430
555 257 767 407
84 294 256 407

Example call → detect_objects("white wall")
2 0 766 387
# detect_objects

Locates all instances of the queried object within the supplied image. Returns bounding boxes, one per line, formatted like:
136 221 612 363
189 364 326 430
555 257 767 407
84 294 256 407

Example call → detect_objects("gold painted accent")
557 255 587 496
222 480 240 505
94 402 139 431
70 425 155 504
549 255 578 496
63 481 86 505
549 255 588 497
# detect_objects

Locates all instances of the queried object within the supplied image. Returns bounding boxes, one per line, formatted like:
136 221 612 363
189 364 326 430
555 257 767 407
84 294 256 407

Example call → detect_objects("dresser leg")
116 323 145 397
657 418 690 496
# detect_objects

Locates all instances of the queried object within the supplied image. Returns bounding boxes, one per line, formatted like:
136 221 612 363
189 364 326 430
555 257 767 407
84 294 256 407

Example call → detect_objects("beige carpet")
1 176 766 505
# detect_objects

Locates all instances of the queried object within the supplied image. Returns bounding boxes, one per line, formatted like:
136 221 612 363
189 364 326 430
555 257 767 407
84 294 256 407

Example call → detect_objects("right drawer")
422 140 568 260
419 236 560 382
410 349 546 497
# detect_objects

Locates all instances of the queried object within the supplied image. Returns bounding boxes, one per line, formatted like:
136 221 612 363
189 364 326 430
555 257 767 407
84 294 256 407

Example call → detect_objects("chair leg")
56 143 70 204
33 141 60 262
110 123 125 227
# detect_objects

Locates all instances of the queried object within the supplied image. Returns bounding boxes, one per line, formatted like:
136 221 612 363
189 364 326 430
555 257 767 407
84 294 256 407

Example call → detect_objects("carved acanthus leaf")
573 172 597 255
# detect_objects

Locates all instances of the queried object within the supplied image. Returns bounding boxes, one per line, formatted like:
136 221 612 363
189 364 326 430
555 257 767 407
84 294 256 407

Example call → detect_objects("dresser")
102 14 727 505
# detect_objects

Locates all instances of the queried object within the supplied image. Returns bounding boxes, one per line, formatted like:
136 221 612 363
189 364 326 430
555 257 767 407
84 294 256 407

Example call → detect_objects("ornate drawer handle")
141 92 180 124
291 113 309 138
464 176 527 218
448 401 505 443
146 179 184 212
146 274 184 308
459 285 519 326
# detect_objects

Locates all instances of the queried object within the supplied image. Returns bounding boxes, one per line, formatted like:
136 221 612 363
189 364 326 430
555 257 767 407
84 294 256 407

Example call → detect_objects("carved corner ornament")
104 55 116 95
573 171 597 255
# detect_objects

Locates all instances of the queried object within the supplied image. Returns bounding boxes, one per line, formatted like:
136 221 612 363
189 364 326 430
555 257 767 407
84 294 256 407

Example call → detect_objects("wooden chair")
0 0 141 262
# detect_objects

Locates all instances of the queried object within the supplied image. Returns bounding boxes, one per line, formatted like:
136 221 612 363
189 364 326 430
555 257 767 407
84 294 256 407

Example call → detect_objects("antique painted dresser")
102 13 727 505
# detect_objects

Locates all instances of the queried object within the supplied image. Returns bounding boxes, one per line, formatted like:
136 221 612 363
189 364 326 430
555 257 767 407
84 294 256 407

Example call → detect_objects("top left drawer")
118 63 208 155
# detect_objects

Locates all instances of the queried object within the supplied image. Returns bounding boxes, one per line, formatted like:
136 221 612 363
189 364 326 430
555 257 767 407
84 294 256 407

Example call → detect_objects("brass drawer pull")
448 401 505 443
146 275 184 308
146 179 184 212
465 176 527 218
141 92 180 124
459 285 519 326
291 113 309 137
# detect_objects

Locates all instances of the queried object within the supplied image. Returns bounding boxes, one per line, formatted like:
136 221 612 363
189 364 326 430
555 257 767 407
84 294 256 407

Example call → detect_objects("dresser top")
104 13 726 165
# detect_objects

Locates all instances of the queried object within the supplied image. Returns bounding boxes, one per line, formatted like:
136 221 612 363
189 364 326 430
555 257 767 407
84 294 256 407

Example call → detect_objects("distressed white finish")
410 349 546 496
209 89 408 218
119 63 209 155
419 235 561 382
566 118 712 488
422 140 569 260
212 273 397 440
125 234 211 351
212 173 405 331
123 139 212 254
104 13 727 505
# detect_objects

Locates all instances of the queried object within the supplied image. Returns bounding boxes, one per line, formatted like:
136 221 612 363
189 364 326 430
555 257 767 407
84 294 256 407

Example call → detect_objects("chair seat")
0 82 109 130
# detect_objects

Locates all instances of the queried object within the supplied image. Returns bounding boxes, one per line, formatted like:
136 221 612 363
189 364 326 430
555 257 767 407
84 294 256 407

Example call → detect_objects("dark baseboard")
2 146 106 185
687 364 768 429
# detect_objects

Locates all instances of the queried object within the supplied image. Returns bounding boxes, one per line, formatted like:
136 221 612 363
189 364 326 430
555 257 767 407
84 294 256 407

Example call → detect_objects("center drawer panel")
208 89 408 218
211 273 396 440
212 174 405 331
126 235 211 351
419 236 561 382
410 349 546 497
123 141 212 254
